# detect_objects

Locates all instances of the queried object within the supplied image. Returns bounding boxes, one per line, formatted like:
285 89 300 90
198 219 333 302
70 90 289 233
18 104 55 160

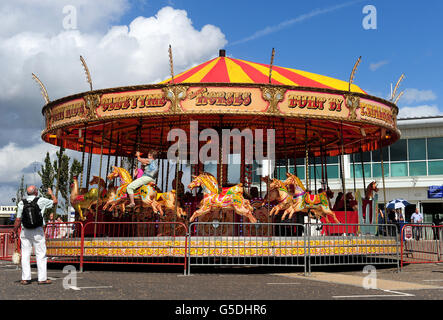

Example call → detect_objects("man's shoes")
20 280 31 285
38 280 52 285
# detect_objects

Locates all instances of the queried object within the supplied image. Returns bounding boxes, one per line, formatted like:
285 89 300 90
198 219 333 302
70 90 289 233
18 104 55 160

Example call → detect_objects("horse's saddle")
305 193 320 205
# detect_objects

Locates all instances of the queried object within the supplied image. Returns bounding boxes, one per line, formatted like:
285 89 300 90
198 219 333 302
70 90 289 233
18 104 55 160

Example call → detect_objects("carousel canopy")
160 50 366 94
40 49 400 160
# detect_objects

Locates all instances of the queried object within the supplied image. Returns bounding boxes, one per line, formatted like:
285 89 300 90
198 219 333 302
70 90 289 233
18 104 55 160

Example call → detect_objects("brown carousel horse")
282 173 340 223
365 181 379 200
70 176 102 221
187 172 257 223
103 166 163 215
261 176 294 218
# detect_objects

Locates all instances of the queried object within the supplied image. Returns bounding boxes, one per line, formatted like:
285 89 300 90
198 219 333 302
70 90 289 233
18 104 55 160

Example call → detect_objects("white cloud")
398 105 442 119
399 88 437 104
0 3 227 189
0 185 17 205
369 60 389 71
0 6 227 102
0 0 130 37
0 142 58 184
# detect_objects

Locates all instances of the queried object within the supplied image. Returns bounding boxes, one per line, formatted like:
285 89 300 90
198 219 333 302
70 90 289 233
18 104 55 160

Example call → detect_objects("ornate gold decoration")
80 55 93 91
348 56 361 92
262 86 286 114
268 48 275 84
31 73 50 105
83 93 101 120
163 85 188 113
168 45 175 84
344 94 360 120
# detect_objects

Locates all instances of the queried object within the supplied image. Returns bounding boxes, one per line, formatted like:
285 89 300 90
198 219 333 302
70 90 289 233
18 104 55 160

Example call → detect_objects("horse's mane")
116 167 133 183
197 172 219 194
286 173 306 192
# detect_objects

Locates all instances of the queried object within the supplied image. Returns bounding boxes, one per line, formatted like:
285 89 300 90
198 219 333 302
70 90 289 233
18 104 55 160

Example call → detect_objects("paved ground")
1 260 443 302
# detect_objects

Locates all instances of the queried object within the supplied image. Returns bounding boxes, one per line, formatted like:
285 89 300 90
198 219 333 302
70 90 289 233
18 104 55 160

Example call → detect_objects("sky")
0 0 442 205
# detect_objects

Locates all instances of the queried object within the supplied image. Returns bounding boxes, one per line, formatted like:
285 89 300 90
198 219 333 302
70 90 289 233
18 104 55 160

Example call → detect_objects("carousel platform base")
46 235 399 259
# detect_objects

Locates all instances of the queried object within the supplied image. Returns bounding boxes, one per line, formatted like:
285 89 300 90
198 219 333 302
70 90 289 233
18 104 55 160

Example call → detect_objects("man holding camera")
11 185 58 285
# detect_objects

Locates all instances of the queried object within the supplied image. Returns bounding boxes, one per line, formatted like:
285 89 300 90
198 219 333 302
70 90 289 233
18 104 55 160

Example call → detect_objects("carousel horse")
187 172 257 223
282 172 340 223
70 176 100 221
260 177 295 218
156 190 187 219
103 166 163 215
365 181 379 200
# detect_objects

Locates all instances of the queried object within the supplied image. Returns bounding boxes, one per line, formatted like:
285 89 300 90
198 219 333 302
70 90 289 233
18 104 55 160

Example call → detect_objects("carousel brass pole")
293 133 297 177
352 153 356 193
80 124 87 188
313 150 317 193
305 123 309 192
86 137 93 190
94 125 105 237
380 134 387 228
157 119 164 186
105 123 113 187
282 118 288 177
360 145 366 195
340 123 347 226
54 136 63 208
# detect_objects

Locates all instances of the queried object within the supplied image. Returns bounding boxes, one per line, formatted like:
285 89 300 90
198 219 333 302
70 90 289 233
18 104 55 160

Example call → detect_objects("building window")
372 148 389 163
326 165 339 179
372 163 389 177
350 164 371 178
408 138 426 160
427 137 443 160
390 139 407 161
428 161 443 175
409 161 427 176
391 162 408 177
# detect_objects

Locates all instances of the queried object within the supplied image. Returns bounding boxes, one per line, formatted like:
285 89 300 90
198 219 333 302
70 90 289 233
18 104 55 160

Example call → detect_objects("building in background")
0 205 17 225
254 116 443 224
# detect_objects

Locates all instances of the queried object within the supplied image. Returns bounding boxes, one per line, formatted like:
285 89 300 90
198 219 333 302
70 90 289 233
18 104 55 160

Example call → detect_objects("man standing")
126 150 159 208
410 207 423 241
11 186 58 285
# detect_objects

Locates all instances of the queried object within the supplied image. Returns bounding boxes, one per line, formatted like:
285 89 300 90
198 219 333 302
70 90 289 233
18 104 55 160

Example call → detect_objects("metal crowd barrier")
78 221 188 274
187 222 307 275
44 222 84 269
187 222 400 275
305 223 399 274
401 224 443 268
0 225 14 261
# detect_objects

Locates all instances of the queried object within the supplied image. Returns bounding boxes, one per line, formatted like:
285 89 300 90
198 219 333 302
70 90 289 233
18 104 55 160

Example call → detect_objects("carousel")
34 48 402 263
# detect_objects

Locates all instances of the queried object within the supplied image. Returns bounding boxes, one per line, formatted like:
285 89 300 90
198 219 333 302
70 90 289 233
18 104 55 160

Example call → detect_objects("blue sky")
0 0 442 205
120 0 443 107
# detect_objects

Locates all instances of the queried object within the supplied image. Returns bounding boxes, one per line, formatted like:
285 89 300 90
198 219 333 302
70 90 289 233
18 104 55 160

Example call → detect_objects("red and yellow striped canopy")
160 55 366 94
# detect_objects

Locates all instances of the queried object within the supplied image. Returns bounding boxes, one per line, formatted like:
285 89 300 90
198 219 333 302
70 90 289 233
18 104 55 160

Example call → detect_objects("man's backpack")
21 198 43 229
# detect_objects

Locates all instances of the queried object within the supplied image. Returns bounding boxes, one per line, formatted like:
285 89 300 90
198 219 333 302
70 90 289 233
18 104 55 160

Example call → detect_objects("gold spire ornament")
169 44 175 84
269 48 275 84
391 73 405 103
348 56 362 92
80 55 93 91
31 73 50 105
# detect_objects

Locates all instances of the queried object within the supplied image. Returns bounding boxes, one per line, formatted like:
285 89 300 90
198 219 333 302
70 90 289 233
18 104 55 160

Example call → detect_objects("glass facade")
264 136 443 186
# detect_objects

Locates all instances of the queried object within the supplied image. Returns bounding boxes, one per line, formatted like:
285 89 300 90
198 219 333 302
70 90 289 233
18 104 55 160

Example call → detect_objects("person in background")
126 150 159 209
46 212 57 239
332 192 344 211
10 186 57 285
56 217 67 239
410 207 423 240
376 209 387 236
